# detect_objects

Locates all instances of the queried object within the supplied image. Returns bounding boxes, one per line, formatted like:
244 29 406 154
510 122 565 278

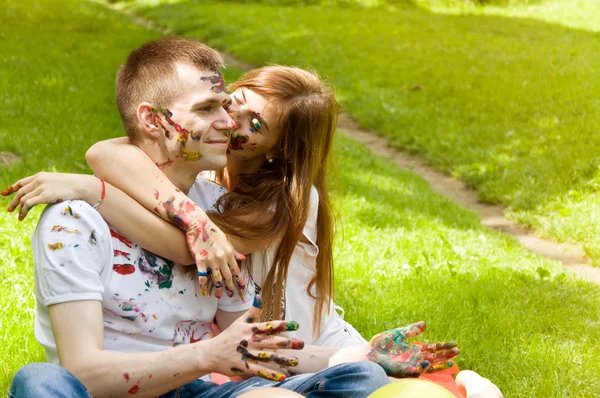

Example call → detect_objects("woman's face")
226 88 279 161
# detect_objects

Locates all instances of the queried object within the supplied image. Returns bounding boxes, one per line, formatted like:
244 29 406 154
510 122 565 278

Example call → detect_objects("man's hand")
157 196 245 298
366 321 459 378
207 295 305 381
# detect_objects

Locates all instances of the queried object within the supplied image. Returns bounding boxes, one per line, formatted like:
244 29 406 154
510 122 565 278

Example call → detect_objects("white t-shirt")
33 185 254 365
190 176 366 347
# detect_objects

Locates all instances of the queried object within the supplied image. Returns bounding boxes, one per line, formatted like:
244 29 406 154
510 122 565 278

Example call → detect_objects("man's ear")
136 102 161 139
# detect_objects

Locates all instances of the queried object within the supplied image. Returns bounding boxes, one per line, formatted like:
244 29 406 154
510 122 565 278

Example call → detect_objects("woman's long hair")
210 66 338 337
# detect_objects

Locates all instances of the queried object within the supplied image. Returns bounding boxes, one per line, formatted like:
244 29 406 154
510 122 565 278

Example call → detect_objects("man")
8 37 390 397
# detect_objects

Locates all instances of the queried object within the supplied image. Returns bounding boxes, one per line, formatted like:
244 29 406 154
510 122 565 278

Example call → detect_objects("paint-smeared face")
153 64 235 170
226 88 280 161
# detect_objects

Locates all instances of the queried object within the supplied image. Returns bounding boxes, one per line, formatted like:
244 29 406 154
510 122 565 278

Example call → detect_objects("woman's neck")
223 156 265 189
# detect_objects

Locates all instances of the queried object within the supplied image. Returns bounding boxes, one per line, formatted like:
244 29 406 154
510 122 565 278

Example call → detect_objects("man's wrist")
187 340 215 375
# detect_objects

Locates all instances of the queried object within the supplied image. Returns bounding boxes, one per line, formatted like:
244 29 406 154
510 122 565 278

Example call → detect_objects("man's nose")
214 108 237 132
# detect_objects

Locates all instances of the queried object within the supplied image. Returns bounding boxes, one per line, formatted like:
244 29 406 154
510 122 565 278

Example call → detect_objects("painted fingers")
3 175 51 220
424 347 460 363
425 361 455 373
237 343 299 367
251 320 300 335
204 237 246 298
229 361 288 382
396 321 427 340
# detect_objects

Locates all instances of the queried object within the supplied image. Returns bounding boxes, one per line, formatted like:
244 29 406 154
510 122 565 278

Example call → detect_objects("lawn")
118 0 600 261
2 0 600 397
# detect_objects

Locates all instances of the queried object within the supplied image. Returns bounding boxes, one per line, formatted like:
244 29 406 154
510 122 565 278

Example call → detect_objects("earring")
267 158 274 164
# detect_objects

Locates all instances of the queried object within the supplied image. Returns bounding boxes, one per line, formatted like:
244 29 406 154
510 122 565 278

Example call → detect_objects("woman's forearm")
79 176 193 265
86 139 211 233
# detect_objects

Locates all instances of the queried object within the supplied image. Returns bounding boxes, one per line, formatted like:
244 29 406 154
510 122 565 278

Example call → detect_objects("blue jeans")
9 363 91 398
11 361 389 397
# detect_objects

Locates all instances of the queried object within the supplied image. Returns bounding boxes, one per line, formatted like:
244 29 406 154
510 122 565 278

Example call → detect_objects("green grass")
117 0 600 261
3 0 600 397
333 136 600 397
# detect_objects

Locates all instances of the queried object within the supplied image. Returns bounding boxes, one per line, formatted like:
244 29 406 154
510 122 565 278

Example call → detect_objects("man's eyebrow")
189 98 224 109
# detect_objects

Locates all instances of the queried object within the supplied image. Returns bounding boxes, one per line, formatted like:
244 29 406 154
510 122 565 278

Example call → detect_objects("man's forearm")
63 342 212 398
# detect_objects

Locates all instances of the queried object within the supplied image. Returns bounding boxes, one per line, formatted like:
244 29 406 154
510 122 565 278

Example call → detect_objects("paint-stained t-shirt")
33 192 253 365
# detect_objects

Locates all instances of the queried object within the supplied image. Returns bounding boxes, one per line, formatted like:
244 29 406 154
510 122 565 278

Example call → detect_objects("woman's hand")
207 295 304 381
157 195 246 298
2 172 101 220
366 321 459 378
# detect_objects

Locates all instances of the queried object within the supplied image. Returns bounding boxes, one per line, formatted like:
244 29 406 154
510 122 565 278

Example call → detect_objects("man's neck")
161 163 198 195
136 140 199 195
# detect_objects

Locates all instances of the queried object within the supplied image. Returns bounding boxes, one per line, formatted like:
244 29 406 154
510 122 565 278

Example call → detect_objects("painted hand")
366 321 459 378
2 172 98 220
208 295 304 382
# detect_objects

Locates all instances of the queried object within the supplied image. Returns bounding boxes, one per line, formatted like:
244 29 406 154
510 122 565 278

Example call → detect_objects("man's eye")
198 106 213 112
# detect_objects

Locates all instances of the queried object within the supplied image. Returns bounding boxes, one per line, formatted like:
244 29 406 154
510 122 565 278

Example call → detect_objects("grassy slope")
2 1 600 397
126 0 600 260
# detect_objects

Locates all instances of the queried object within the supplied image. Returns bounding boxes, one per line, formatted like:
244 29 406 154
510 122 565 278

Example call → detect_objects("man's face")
153 64 235 170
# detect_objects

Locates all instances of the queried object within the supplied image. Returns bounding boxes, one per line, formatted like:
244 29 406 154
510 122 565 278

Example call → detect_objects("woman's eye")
251 118 262 131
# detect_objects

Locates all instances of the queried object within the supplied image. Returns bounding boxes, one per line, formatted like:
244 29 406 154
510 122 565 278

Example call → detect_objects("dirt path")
337 114 600 284
108 5 600 284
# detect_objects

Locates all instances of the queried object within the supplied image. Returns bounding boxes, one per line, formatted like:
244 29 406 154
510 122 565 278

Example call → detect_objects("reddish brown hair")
115 37 224 141
210 66 338 338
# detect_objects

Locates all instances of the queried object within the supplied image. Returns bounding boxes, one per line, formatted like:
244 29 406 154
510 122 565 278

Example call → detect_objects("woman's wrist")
80 175 104 206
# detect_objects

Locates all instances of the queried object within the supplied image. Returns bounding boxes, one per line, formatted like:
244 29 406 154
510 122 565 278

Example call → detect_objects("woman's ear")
136 102 161 139
265 147 279 163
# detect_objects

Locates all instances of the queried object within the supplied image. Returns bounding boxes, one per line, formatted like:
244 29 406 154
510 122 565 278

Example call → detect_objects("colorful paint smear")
51 225 82 235
113 264 136 275
61 205 81 219
229 133 249 151
0 183 20 197
48 242 63 251
200 71 227 94
110 229 133 249
114 250 131 260
88 230 97 246
138 249 174 290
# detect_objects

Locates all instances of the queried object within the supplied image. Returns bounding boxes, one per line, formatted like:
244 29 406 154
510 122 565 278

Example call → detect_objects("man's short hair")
116 37 224 141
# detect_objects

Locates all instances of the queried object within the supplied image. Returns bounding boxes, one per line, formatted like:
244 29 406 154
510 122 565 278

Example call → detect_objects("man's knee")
12 363 59 389
346 361 389 386
328 361 390 394
10 363 88 398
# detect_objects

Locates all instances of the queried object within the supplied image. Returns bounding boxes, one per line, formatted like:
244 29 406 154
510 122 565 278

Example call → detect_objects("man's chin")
203 155 228 171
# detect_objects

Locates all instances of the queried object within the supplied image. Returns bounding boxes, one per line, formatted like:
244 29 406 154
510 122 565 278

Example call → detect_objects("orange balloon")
368 379 455 398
